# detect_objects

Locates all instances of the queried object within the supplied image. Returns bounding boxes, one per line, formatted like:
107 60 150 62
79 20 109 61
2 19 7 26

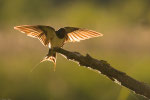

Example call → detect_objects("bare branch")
54 47 150 99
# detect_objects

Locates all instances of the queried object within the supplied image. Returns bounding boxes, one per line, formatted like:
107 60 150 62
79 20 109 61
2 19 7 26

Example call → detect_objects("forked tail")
30 49 57 72
41 49 57 71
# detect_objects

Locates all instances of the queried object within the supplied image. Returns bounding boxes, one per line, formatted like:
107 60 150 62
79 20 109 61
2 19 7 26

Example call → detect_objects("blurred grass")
0 0 150 100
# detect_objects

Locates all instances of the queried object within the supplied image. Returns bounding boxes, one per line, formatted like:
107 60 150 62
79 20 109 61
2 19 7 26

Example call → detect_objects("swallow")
14 25 103 70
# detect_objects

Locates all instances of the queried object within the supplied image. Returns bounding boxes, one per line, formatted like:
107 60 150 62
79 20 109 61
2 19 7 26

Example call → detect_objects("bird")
14 25 103 70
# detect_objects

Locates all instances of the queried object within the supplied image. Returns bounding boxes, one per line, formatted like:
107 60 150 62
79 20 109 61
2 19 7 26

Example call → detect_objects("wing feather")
73 32 85 40
71 32 80 42
14 25 52 46
64 27 103 42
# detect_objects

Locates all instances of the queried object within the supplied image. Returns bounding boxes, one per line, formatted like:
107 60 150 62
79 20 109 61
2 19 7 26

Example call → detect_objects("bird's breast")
50 36 65 48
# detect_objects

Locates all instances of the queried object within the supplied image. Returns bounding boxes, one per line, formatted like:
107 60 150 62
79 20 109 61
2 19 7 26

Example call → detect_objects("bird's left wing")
14 25 54 46
63 27 103 42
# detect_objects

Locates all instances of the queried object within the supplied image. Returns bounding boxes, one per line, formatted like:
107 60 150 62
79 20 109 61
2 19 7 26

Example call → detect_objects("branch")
53 47 150 99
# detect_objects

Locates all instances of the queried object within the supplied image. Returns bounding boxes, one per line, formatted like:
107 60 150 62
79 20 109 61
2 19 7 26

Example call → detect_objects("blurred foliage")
0 0 150 27
0 0 150 100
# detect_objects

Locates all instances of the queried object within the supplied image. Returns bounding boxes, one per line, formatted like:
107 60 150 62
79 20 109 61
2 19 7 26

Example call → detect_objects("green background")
0 0 150 100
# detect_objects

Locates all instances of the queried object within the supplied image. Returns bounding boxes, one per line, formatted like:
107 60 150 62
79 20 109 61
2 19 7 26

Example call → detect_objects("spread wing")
14 25 54 46
64 27 103 42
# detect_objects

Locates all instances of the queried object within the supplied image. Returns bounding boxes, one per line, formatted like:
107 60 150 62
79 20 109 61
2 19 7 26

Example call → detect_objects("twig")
53 47 150 99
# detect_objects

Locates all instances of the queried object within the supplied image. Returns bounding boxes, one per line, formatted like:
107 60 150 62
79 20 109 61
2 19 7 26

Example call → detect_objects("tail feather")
41 55 56 64
41 49 57 71
31 49 57 72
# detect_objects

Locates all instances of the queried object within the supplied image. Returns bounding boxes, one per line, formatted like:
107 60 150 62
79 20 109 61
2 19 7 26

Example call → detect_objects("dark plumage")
56 28 66 39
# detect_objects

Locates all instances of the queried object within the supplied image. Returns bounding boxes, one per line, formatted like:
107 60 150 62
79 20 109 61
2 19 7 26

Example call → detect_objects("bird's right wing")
14 25 54 46
63 27 103 42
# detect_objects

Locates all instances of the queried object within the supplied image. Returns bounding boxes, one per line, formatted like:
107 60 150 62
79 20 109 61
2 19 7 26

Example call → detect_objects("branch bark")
53 47 150 99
